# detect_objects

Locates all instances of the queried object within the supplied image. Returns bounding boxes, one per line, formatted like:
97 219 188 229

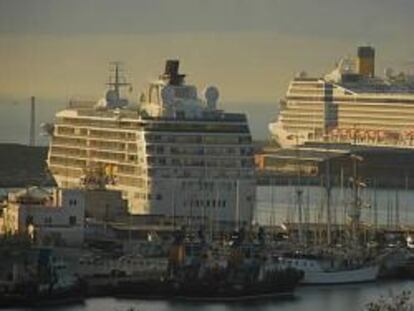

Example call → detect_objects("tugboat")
116 227 303 301
0 248 84 308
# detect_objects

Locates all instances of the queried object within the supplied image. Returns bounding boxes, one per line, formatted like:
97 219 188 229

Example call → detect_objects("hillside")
0 144 55 187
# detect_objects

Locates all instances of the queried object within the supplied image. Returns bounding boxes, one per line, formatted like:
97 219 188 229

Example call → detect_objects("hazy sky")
1 0 413 143
1 0 414 103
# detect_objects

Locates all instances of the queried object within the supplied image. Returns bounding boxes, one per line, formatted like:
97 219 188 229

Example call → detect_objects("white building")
3 187 85 247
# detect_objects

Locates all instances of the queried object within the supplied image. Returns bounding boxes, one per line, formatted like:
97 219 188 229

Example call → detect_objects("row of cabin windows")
133 194 227 208
184 199 227 208
146 145 253 156
145 134 252 144
133 193 229 208
144 123 249 133
134 193 163 200
147 157 254 168
26 215 77 226
285 260 315 267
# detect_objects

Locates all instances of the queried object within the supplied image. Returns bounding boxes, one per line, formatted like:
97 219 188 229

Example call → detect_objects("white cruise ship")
46 60 256 226
270 46 414 148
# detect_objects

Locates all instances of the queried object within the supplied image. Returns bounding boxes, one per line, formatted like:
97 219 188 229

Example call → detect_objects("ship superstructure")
47 61 255 226
270 47 414 148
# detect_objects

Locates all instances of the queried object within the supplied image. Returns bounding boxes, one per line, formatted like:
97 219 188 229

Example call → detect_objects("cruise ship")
46 60 256 226
269 47 414 148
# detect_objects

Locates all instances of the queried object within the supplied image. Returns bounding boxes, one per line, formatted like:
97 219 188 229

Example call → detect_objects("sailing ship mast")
325 158 332 245
373 178 378 231
107 62 132 106
395 189 400 229
349 154 364 247
295 141 304 245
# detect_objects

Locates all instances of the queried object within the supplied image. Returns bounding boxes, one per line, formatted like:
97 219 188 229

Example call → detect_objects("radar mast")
106 62 132 107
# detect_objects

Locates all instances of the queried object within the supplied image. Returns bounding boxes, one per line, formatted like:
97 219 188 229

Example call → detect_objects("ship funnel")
357 46 375 77
163 59 186 85
165 60 180 76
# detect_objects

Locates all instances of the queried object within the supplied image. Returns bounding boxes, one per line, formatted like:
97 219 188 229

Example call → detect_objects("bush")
365 291 413 311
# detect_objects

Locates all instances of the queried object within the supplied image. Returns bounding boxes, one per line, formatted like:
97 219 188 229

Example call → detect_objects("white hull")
301 265 379 285
268 47 414 152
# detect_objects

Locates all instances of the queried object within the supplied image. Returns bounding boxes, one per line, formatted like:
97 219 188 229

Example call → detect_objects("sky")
0 0 414 142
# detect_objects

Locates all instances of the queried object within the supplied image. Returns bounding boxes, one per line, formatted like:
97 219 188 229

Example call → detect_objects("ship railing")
54 130 136 142
314 137 414 149
68 99 96 109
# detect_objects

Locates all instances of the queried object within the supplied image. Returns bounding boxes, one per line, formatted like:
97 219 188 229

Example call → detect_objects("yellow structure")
357 46 375 77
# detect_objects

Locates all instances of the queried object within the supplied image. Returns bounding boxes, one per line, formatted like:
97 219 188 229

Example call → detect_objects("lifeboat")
368 130 376 139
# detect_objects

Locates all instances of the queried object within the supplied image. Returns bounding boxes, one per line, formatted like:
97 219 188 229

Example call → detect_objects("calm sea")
6 281 414 311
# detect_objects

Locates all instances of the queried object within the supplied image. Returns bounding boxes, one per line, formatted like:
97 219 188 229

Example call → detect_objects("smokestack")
163 60 185 85
357 46 375 77
165 60 180 77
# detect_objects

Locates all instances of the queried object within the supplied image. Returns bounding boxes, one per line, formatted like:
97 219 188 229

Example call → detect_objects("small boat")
116 228 303 301
407 236 414 249
0 249 84 308
277 252 379 285
401 253 414 278
379 247 414 279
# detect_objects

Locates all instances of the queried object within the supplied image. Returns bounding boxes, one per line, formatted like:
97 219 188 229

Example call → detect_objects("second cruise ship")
270 47 414 148
47 60 256 226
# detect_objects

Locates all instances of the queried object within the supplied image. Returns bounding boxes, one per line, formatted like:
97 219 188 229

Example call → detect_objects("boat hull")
268 120 308 148
301 265 379 285
116 280 297 301
0 288 84 308
116 268 303 301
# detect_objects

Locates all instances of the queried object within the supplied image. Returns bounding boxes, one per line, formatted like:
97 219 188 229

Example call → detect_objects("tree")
365 291 413 311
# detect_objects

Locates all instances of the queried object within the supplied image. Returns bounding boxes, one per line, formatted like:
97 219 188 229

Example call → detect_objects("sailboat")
276 252 379 285
277 155 380 285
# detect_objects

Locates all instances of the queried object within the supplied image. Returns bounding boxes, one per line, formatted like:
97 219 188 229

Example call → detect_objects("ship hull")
301 265 379 285
0 286 84 308
116 280 297 301
116 269 302 301
268 120 308 148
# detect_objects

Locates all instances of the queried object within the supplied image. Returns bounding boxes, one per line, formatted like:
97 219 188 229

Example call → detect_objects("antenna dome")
204 85 219 102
